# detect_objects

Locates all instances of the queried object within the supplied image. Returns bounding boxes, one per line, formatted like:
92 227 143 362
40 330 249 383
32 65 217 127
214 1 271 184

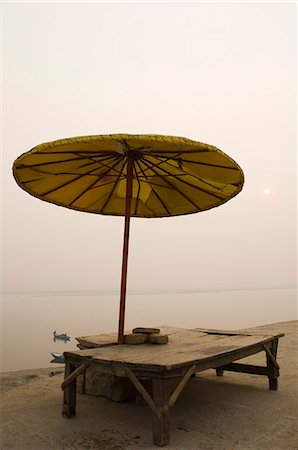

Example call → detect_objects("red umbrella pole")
118 152 134 344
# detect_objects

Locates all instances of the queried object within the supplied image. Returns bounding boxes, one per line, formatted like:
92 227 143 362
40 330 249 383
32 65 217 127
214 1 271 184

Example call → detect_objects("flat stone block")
124 333 148 344
84 367 137 402
148 334 169 344
133 327 160 335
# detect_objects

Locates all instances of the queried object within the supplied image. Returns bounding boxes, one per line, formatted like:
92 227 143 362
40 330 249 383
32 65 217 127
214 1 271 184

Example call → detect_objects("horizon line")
1 285 297 296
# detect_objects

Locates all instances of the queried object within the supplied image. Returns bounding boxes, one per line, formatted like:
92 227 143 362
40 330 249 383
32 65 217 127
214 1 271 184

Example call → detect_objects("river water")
1 288 296 371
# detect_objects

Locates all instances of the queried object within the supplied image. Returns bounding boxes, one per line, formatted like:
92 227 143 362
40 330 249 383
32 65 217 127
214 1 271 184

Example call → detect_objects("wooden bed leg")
266 338 279 391
152 379 170 447
62 363 77 418
216 368 224 377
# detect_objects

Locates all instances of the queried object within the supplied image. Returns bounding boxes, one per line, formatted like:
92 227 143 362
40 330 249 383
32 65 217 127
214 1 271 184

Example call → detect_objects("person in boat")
53 331 70 340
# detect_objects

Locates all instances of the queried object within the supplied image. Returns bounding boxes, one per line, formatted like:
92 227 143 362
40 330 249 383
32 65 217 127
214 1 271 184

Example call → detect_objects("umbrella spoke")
176 158 240 171
135 153 182 177
118 139 151 154
16 155 90 169
147 154 231 195
140 155 227 201
134 160 171 215
143 152 239 173
132 173 175 192
135 159 150 181
17 153 119 174
141 148 210 155
139 157 202 211
140 156 226 200
68 158 126 207
133 162 142 216
73 153 124 174
100 158 127 213
149 185 172 215
21 176 45 184
37 155 122 197
37 149 118 155
73 153 120 170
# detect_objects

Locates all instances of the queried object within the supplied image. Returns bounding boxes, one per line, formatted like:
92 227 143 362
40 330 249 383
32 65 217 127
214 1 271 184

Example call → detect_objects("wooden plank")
62 363 77 418
196 328 284 338
65 332 278 371
75 327 284 351
152 379 170 446
65 339 273 383
61 361 90 390
75 327 203 349
70 331 260 360
195 328 251 336
263 344 280 370
165 365 196 410
124 368 161 419
265 338 280 390
194 343 271 373
214 362 268 376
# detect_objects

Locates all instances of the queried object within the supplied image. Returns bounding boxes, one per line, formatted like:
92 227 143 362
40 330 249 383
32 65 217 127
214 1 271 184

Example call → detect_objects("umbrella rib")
133 162 141 216
134 153 182 177
38 155 123 197
150 185 171 215
16 153 118 171
142 154 226 201
88 175 128 190
134 159 150 181
139 157 202 211
100 158 127 213
180 159 240 171
68 158 126 207
148 154 240 172
74 153 120 169
68 177 104 207
16 155 94 169
20 176 45 184
132 171 176 192
124 150 174 216
117 139 184 172
72 152 125 174
132 161 175 192
118 139 152 154
134 159 171 215
35 149 118 155
141 148 210 155
148 155 228 194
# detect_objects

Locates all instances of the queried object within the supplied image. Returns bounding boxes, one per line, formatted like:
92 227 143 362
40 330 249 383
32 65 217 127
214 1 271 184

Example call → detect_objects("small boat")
53 331 70 341
50 352 65 363
51 352 64 359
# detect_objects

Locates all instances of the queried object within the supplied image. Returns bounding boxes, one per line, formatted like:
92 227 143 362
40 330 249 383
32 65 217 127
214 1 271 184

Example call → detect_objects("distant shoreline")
1 320 297 377
2 286 297 297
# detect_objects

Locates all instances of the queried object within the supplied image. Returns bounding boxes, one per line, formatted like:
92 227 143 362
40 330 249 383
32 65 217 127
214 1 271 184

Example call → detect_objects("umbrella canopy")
13 134 244 342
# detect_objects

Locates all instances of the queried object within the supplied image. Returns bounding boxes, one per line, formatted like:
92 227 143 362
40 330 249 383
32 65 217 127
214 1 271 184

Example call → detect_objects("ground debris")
59 430 141 450
0 367 64 394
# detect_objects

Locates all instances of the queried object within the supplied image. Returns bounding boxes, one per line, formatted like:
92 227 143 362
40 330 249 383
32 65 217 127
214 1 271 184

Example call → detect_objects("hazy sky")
2 2 297 294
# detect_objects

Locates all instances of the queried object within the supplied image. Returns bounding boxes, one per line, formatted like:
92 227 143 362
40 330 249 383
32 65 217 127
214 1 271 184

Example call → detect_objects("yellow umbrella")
13 134 244 343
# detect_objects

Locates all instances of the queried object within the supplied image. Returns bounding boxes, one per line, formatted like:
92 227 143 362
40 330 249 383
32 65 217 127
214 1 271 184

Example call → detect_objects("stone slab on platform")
76 333 118 349
78 368 137 402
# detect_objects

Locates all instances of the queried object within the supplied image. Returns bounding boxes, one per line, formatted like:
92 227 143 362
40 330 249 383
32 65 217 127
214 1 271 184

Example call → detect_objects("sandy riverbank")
1 321 297 450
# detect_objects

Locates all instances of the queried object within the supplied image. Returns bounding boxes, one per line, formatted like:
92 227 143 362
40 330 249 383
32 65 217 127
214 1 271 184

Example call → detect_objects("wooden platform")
62 326 284 447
